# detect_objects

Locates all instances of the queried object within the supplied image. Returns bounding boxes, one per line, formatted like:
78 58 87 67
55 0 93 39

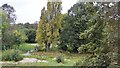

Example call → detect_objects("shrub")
2 32 16 50
73 53 111 67
78 43 96 54
2 49 23 61
77 45 87 54
56 55 64 63
67 46 73 52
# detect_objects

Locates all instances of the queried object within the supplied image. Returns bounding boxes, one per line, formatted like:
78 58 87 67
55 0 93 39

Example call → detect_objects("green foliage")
0 10 12 49
1 4 20 50
78 43 96 54
24 22 38 29
59 2 101 52
50 45 59 51
2 31 16 50
1 9 14 50
56 55 64 63
15 23 37 43
25 29 36 43
13 30 27 46
2 49 23 61
60 2 119 66
77 45 88 54
73 54 111 67
36 2 62 51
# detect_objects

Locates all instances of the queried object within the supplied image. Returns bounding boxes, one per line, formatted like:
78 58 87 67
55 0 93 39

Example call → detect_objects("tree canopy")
36 1 62 51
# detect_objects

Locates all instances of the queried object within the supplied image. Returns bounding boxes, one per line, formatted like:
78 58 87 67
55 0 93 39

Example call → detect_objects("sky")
0 0 78 23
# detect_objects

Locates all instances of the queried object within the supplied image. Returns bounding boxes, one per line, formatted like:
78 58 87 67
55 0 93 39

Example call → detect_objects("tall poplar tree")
36 1 62 51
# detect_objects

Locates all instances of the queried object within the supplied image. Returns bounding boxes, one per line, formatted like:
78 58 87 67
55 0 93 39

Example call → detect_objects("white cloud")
0 0 78 23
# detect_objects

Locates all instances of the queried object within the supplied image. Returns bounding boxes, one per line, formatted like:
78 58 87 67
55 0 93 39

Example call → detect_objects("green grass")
2 51 91 66
18 43 36 52
1 43 91 66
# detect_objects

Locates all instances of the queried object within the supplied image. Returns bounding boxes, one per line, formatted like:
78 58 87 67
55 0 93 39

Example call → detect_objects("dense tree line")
35 1 120 66
16 22 38 43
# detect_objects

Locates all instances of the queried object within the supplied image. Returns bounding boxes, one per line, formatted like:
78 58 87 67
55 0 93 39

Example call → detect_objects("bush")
2 32 16 50
2 49 23 61
73 53 111 67
56 55 64 63
78 43 96 54
77 45 87 54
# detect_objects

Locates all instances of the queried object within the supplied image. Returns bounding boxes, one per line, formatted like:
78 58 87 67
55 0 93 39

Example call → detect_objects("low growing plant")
2 49 23 61
56 55 64 63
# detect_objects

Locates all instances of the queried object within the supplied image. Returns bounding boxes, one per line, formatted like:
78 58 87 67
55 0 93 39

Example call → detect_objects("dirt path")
18 58 48 63
0 58 48 64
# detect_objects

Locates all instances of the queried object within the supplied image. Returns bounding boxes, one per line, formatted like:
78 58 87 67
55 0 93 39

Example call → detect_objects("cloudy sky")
0 0 78 23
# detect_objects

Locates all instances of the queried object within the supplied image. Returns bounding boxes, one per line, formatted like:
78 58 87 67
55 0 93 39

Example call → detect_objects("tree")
15 22 37 43
1 10 15 50
1 4 17 50
36 1 62 51
59 2 102 52
25 29 36 43
1 4 16 23
71 2 120 67
13 29 27 46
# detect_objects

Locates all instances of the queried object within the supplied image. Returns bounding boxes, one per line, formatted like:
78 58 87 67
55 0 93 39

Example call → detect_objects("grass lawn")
2 51 91 66
1 43 91 66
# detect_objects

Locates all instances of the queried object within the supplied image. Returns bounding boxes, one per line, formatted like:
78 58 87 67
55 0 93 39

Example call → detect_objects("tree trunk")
45 42 50 52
